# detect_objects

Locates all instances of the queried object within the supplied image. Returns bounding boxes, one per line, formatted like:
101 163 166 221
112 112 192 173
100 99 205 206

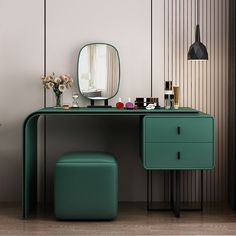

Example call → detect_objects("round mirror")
77 43 120 102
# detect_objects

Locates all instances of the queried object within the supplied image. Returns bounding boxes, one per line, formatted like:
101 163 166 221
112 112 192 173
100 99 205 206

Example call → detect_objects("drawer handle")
177 126 181 135
177 152 181 160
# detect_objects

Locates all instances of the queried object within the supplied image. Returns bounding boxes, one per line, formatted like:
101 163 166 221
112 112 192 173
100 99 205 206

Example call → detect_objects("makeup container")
125 98 134 109
63 104 70 110
173 86 180 109
135 97 159 109
116 98 124 109
164 81 174 109
135 97 147 108
149 97 159 107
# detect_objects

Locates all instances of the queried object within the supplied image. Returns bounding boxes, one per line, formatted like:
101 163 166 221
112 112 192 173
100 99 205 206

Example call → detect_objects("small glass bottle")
164 81 173 109
116 98 124 109
170 94 174 109
125 98 134 109
164 94 171 109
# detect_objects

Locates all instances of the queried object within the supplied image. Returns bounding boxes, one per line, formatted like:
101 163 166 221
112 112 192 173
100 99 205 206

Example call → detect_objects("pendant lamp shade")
187 24 208 60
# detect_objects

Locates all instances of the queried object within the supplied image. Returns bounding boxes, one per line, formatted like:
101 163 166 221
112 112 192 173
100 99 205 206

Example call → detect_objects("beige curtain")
106 46 118 97
88 45 97 89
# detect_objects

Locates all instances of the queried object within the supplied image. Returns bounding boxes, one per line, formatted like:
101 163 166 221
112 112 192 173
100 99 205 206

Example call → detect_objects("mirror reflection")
78 43 120 100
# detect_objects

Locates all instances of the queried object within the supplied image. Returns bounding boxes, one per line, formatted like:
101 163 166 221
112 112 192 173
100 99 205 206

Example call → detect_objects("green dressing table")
23 107 214 218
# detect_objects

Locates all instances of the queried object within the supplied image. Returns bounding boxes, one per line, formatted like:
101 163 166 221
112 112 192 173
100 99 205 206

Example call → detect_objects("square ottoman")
54 152 118 220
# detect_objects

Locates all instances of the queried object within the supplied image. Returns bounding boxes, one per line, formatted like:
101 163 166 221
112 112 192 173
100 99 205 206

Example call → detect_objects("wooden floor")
1 203 236 235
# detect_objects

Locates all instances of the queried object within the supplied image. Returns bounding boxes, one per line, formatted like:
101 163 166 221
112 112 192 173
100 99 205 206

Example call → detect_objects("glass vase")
54 93 62 108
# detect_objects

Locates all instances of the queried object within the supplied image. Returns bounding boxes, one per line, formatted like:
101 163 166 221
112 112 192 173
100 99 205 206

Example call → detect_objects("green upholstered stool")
54 152 118 220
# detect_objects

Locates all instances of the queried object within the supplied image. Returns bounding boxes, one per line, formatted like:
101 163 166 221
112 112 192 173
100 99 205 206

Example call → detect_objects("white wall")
0 0 43 201
46 0 151 106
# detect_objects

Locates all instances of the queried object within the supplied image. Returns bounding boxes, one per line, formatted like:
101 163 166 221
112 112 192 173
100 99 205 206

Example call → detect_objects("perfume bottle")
173 86 180 109
125 98 134 109
164 81 173 109
116 98 124 109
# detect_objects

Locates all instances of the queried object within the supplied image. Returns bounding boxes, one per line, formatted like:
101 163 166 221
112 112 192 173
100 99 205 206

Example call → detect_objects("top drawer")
143 116 214 143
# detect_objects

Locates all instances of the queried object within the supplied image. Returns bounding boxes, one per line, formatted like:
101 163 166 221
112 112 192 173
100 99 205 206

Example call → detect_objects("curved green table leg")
23 114 40 219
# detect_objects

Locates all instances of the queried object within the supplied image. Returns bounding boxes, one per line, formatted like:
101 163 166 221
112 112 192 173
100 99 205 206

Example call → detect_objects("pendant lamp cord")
196 0 199 25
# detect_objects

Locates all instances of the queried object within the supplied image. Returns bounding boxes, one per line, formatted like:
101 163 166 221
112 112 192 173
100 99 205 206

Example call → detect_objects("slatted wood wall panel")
153 0 229 202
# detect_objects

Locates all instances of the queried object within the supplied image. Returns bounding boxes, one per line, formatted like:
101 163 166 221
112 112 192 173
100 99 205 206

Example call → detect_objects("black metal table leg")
201 170 203 211
150 170 153 204
172 170 180 217
146 169 203 217
170 171 174 210
147 170 149 210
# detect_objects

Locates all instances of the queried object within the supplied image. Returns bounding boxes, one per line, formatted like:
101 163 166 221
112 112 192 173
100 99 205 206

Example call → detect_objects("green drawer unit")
145 143 214 169
142 114 214 170
145 117 213 143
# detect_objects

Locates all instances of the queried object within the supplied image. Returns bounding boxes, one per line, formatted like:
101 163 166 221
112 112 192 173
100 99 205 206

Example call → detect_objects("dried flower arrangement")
41 72 73 107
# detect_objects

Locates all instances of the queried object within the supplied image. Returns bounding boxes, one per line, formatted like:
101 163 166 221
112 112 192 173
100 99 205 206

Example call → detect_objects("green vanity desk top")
38 107 198 113
26 107 209 117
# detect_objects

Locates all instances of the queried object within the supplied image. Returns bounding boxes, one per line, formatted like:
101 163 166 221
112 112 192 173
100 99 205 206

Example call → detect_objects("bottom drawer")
144 143 214 169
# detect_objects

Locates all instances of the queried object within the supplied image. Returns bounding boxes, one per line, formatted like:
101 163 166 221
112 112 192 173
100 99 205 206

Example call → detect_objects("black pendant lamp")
187 0 208 60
